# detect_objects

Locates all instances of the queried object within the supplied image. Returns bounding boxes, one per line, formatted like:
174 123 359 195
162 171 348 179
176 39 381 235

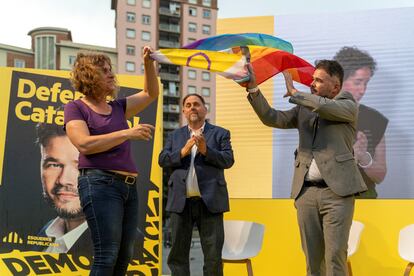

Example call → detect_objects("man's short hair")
182 93 206 106
315 59 344 88
36 123 66 147
333 46 377 80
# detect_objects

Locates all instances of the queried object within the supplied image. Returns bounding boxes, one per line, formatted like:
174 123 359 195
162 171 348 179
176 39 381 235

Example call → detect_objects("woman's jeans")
78 171 139 276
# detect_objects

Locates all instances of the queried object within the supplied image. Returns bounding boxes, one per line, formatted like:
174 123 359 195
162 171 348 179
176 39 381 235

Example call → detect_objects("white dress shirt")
185 123 205 198
305 158 323 181
44 218 88 253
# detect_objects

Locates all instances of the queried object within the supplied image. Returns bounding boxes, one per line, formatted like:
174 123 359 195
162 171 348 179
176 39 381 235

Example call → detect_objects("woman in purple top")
64 47 158 275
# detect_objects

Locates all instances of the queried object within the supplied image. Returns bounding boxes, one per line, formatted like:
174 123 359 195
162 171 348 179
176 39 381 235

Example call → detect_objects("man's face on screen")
40 136 82 219
342 67 372 102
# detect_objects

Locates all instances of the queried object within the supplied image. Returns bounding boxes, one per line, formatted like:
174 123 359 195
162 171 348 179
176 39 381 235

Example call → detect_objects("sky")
0 0 413 49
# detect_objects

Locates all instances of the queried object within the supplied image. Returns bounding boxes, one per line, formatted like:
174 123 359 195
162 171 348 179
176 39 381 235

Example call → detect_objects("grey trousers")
295 185 355 276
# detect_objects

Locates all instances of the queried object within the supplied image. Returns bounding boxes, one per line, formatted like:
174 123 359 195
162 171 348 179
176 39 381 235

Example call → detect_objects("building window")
170 3 181 15
188 70 196 79
188 86 197 94
141 31 151 41
142 15 151 25
126 28 136 38
35 35 56 69
126 12 136 22
202 25 211 35
202 71 210 81
126 62 135 72
168 104 180 113
188 38 196 44
201 87 210 96
142 0 151 8
189 7 197 16
141 63 145 73
203 9 211 18
169 82 178 96
14 59 25 68
126 45 135 55
188 0 197 3
68 55 76 66
202 0 211 7
188 22 197 32
127 0 136 5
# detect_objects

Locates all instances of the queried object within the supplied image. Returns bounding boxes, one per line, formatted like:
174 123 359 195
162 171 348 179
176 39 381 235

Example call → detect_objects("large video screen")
272 7 414 198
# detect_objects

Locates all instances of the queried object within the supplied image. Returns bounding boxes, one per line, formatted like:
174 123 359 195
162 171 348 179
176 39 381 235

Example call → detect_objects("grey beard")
43 192 84 219
55 206 84 219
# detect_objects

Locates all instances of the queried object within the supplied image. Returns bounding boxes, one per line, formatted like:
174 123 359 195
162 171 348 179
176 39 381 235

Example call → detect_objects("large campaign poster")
0 67 162 275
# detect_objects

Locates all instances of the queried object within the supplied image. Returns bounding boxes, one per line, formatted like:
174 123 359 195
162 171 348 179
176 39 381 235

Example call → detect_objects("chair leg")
223 259 254 276
246 259 253 276
405 262 414 276
347 261 353 276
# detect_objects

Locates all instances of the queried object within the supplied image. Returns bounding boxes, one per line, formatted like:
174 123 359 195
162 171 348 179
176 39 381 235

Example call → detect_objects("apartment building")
111 0 218 138
0 43 33 69
0 27 117 71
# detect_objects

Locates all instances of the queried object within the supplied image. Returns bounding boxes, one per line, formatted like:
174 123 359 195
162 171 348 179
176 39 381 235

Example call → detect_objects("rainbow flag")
183 33 294 53
151 33 315 87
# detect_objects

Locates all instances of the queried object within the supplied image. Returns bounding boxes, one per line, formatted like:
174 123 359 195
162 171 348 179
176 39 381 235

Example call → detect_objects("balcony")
163 89 180 98
159 72 180 82
159 23 180 34
159 7 180 18
159 39 180 48
163 104 180 114
163 121 180 130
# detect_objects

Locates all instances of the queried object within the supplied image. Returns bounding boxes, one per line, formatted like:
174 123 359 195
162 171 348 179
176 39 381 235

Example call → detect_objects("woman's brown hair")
70 52 118 101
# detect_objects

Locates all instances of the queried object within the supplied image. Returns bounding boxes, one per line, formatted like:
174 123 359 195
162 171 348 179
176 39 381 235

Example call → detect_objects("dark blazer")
248 90 367 198
158 122 234 213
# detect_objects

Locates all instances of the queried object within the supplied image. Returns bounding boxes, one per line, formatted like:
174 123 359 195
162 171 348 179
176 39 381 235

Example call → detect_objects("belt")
187 196 202 201
79 169 136 185
304 180 328 188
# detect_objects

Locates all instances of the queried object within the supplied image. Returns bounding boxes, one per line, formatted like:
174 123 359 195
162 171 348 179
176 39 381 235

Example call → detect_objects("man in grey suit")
159 94 234 276
245 60 367 276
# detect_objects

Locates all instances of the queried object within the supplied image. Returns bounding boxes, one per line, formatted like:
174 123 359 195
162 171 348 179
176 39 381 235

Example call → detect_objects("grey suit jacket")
248 90 367 198
158 122 234 213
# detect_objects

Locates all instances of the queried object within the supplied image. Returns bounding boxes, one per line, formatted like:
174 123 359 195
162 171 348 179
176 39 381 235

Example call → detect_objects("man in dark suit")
159 94 234 276
245 60 367 276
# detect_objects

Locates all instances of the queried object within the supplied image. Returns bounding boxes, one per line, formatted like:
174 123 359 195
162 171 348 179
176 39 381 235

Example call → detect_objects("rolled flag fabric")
152 48 248 80
151 45 315 87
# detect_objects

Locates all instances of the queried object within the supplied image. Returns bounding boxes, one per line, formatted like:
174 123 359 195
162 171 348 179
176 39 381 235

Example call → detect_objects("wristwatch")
246 86 259 93
358 152 373 168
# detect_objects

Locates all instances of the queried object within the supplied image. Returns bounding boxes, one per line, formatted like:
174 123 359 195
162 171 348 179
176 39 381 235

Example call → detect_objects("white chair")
399 224 414 276
222 220 265 276
347 220 365 276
